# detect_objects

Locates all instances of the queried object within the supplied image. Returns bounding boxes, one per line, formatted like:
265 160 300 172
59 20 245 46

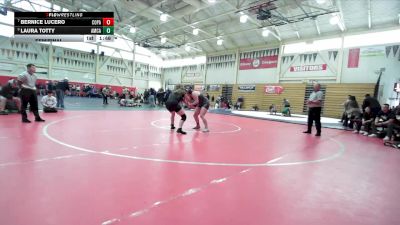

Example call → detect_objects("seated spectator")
362 94 381 115
41 91 57 113
340 95 351 123
0 79 21 115
343 95 360 128
235 96 244 110
358 106 375 136
383 108 400 141
119 93 134 107
369 104 393 138
269 104 277 115
350 109 363 133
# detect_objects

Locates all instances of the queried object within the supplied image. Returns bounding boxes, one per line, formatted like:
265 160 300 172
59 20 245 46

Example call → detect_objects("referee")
18 64 45 123
304 83 323 136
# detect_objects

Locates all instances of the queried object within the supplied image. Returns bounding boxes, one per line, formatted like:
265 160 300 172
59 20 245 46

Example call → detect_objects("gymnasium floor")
1 97 399 225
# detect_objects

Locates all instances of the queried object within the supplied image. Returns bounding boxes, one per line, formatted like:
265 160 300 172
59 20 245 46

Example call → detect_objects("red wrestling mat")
0 110 399 225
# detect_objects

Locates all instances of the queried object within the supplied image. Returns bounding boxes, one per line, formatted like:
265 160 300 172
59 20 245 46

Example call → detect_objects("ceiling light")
330 15 340 25
193 28 199 35
129 26 136 33
262 29 270 37
217 39 223 45
160 37 167 44
160 13 168 22
240 14 248 23
185 45 191 51
315 0 326 4
208 0 216 3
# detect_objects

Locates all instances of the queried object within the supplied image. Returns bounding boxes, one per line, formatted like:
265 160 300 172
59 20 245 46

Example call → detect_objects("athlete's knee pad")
181 114 187 121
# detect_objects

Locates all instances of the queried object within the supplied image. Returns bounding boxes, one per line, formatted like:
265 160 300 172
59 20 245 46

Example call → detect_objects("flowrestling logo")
290 64 327 72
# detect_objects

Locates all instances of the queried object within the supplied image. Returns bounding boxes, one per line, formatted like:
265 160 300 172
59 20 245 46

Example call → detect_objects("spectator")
41 91 57 113
369 104 393 138
269 104 277 115
362 94 381 115
282 98 291 116
383 108 400 141
101 85 110 104
359 106 375 136
343 96 360 128
0 79 21 115
56 77 69 109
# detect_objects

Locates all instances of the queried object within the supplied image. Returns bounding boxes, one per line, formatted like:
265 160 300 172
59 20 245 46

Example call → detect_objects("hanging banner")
348 48 360 68
360 46 385 57
393 45 399 57
239 55 278 70
264 85 284 94
290 64 327 72
182 72 203 83
238 85 256 92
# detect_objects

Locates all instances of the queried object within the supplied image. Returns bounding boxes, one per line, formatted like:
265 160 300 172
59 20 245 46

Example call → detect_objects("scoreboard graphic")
14 12 114 42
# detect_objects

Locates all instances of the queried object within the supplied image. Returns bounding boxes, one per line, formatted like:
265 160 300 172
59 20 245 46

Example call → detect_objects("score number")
102 18 114 35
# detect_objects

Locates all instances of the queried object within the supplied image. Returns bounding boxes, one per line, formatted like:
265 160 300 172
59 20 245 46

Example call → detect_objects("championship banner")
239 55 278 70
238 85 256 92
290 64 327 72
264 85 284 94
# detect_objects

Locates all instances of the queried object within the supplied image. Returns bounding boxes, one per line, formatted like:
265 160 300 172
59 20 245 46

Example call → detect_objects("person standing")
187 89 210 132
165 88 189 134
304 83 323 136
102 86 110 105
55 77 69 109
18 64 45 123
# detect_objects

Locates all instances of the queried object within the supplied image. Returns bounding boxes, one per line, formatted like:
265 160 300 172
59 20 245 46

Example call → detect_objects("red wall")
0 75 136 94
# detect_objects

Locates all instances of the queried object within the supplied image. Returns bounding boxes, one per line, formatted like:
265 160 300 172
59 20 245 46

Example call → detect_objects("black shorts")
198 101 210 110
165 100 182 112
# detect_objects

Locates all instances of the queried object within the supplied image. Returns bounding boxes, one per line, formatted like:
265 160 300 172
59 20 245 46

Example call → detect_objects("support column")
48 43 53 79
131 43 136 87
234 49 240 84
95 43 100 83
203 54 208 86
336 35 345 83
276 45 284 83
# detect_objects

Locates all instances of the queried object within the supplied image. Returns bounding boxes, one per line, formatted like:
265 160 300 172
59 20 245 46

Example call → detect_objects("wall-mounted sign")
290 64 327 72
207 84 221 91
239 55 278 70
238 85 256 92
361 46 385 57
264 85 284 94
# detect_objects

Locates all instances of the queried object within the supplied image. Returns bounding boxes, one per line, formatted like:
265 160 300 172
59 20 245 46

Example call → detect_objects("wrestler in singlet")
165 89 187 134
165 90 185 113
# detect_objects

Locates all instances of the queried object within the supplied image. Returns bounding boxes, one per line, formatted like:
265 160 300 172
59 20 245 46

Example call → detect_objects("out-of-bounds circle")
42 116 346 167
151 119 242 134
